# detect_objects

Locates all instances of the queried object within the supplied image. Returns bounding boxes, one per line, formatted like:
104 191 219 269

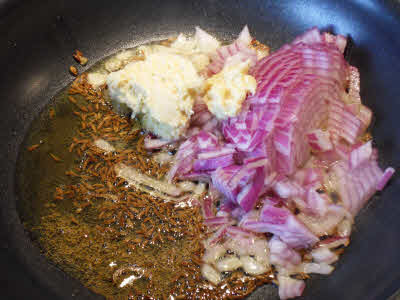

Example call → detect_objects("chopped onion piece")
337 218 353 237
301 262 334 274
319 236 350 249
195 26 221 55
216 255 243 272
278 275 305 300
240 255 269 275
376 167 395 191
207 25 257 76
201 264 221 285
116 164 183 197
257 204 319 248
311 247 338 264
306 129 333 152
178 181 197 192
269 237 302 268
144 136 174 149
349 141 372 169
203 245 226 265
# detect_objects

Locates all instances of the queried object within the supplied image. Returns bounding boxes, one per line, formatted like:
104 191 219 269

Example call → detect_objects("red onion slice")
376 167 395 191
278 275 305 300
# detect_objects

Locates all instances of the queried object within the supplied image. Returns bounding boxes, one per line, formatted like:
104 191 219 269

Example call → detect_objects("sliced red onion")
237 25 252 44
222 106 276 153
269 236 302 268
262 196 284 207
176 181 197 192
250 239 270 265
273 177 304 199
318 236 350 249
228 166 257 190
201 264 221 285
330 158 384 215
206 26 257 76
203 244 226 265
216 199 237 217
262 171 278 193
144 136 174 150
358 104 372 129
231 206 247 219
145 28 395 300
243 204 319 249
292 187 329 218
243 156 269 168
349 141 372 169
337 217 353 237
197 146 236 160
297 207 345 237
292 27 322 45
235 168 265 212
376 167 395 191
116 163 183 197
224 236 253 256
194 26 221 55
168 131 220 181
277 275 306 300
167 137 197 182
294 167 324 187
196 131 220 149
328 99 364 145
233 30 348 175
306 129 333 152
311 247 338 264
210 157 268 211
237 209 259 226
179 171 211 182
240 255 269 275
193 154 235 172
216 255 243 272
301 262 334 275
211 165 242 201
306 188 330 216
206 224 229 246
202 196 215 219
204 217 233 227
225 225 256 239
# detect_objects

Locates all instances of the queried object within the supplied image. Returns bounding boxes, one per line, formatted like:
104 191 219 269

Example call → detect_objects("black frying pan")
1 0 399 299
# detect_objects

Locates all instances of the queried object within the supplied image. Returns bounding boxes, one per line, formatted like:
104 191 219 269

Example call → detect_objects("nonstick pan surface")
0 0 399 299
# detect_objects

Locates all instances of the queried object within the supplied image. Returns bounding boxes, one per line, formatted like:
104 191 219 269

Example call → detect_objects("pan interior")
16 39 277 299
3 1 399 299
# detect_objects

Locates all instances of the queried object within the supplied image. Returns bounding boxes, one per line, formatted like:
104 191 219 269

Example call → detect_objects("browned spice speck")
27 144 40 151
49 108 56 119
49 153 63 162
69 66 78 76
73 50 88 66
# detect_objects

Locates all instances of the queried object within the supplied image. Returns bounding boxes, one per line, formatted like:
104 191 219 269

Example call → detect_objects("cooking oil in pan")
16 42 273 299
